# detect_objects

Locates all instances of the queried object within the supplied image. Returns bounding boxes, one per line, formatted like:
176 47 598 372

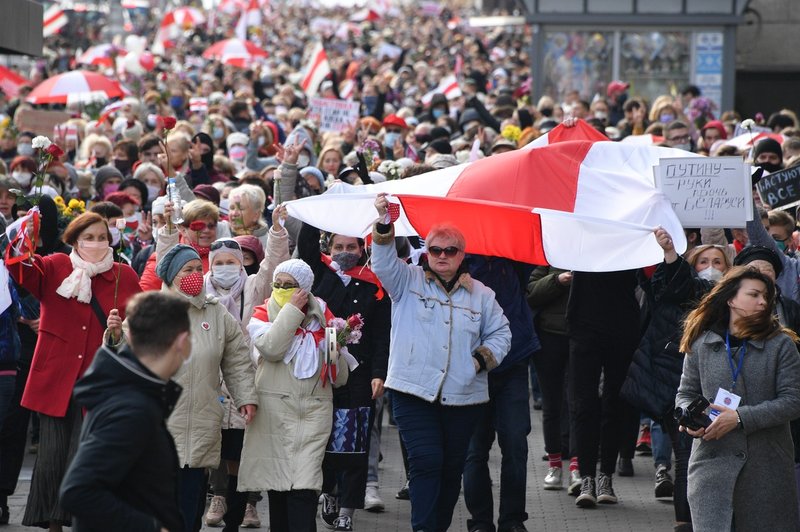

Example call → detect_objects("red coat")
9 253 141 417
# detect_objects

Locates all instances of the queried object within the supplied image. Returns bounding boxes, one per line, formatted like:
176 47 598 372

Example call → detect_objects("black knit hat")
733 245 784 277
753 138 783 159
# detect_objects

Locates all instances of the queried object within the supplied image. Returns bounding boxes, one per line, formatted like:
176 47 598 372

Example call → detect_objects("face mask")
78 240 110 263
332 251 360 272
229 146 247 162
125 211 142 231
152 226 159 240
272 287 297 308
384 132 401 149
146 184 162 201
102 183 119 197
257 136 266 148
659 114 675 123
775 240 788 253
219 198 230 212
244 263 259 276
169 96 184 110
17 143 33 156
363 96 378 114
697 265 723 282
432 108 445 119
673 143 691 152
296 153 310 168
178 271 204 297
758 162 783 174
114 159 131 175
594 111 608 121
212 264 242 289
212 127 225 140
11 171 32 188
95 156 108 167
109 226 121 246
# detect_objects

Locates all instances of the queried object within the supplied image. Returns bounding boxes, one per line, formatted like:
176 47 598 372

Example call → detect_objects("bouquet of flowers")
687 97 717 130
330 313 364 347
54 196 86 234
377 159 404 180
501 124 522 143
11 135 64 207
357 139 381 171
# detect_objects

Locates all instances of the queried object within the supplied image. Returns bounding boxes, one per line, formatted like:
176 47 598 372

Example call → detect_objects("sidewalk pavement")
3 405 674 531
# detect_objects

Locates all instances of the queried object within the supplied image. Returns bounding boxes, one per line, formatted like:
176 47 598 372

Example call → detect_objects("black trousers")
568 328 638 478
267 489 318 532
0 359 31 503
533 331 574 456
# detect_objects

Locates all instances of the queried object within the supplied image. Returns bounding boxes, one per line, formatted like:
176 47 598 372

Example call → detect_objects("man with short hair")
60 291 191 532
664 121 693 152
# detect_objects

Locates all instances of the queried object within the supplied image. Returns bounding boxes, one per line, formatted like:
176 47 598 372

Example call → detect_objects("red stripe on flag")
446 140 593 213
44 11 65 26
301 48 328 91
546 119 607 144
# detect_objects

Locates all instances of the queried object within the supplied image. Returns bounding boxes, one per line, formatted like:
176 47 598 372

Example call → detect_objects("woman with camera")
676 266 800 531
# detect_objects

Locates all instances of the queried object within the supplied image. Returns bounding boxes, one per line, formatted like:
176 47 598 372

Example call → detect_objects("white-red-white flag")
421 75 462 106
301 42 331 98
234 0 263 40
189 97 209 114
43 5 68 38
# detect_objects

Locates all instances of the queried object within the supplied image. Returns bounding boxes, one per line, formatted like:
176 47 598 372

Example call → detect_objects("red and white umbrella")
77 44 127 68
0 66 29 98
26 71 126 105
725 131 785 151
202 38 268 67
286 121 699 271
163 7 206 29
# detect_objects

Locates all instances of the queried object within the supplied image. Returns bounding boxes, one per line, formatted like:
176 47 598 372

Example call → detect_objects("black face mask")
758 161 783 174
114 159 132 176
95 156 108 167
244 263 260 276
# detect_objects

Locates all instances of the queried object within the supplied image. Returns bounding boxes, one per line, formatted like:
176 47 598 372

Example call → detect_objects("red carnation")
46 144 64 158
189 221 206 232
347 314 364 329
157 115 177 131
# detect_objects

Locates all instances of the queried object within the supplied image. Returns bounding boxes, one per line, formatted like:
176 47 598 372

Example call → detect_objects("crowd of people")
1 2 800 532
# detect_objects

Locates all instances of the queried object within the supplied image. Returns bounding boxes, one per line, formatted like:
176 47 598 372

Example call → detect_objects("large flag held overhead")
234 0 263 40
421 75 462 106
0 66 29 98
43 5 68 38
285 121 698 272
300 42 331 98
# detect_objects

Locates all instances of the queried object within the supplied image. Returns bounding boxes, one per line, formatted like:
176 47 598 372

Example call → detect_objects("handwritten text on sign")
655 157 752 228
755 166 800 210
308 98 360 133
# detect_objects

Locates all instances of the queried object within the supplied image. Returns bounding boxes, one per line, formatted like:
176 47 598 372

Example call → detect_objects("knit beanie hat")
733 245 784 277
753 138 783 159
273 259 314 291
156 244 201 285
209 238 244 267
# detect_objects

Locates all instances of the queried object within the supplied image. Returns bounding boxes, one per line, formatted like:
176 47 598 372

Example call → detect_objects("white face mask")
697 265 724 282
145 184 162 202
212 264 242 289
296 153 310 168
109 227 121 246
11 171 33 188
219 198 230 213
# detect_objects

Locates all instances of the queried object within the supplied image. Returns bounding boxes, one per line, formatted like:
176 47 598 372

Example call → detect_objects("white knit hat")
273 259 314 291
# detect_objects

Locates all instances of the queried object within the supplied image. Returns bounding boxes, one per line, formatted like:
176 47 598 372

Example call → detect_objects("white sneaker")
205 495 227 527
543 466 563 490
364 485 385 513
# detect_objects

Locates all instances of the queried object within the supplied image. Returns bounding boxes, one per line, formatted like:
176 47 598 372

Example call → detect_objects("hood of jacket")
74 345 182 417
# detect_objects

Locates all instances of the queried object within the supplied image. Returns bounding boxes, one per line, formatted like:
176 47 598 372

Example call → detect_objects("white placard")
308 97 360 133
654 156 753 228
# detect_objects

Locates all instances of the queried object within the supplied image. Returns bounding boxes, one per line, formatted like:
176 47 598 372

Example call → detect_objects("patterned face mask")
178 272 204 297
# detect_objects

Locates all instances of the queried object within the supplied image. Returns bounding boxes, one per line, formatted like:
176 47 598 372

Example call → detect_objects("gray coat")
676 330 800 532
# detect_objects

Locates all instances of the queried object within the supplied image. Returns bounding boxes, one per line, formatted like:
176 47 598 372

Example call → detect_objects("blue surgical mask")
363 96 378 114
212 127 225 140
17 143 33 156
169 96 184 110
384 132 401 149
659 114 675 123
432 108 445 119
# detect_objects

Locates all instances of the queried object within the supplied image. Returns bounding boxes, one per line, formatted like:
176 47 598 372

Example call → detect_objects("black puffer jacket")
621 257 712 421
60 345 183 532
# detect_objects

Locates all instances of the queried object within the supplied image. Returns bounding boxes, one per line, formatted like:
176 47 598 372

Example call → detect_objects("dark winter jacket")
60 345 183 532
526 266 569 336
468 256 539 372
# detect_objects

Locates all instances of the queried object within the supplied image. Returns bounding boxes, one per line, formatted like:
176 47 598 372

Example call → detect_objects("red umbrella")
77 44 127 68
0 66 29 98
202 38 268 67
26 71 126 105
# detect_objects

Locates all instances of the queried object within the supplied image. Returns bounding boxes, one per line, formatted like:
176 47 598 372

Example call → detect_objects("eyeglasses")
272 282 298 290
428 246 461 258
186 221 217 231
211 239 241 252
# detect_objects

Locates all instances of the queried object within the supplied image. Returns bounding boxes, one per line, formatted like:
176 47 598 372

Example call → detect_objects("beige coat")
238 297 348 493
166 289 257 468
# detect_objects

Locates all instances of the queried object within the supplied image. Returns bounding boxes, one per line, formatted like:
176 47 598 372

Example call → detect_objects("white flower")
741 119 755 130
31 136 52 150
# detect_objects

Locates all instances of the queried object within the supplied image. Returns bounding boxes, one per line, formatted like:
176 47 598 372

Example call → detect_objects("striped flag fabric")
301 42 331 98
421 75 462 106
234 0 263 40
43 5 68 38
189 97 209 114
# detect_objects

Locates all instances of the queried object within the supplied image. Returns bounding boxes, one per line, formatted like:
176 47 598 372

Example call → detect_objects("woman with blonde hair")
676 266 800 531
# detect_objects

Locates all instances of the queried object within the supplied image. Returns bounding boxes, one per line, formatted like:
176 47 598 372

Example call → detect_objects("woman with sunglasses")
370 193 511 532
239 259 349 532
202 207 290 531
295 219 390 530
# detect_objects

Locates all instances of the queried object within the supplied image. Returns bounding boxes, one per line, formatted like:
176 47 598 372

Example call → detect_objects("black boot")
222 475 248 532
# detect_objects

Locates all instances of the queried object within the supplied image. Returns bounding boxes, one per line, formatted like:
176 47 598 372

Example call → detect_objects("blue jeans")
651 420 673 469
392 391 484 532
463 362 531 532
178 466 206 532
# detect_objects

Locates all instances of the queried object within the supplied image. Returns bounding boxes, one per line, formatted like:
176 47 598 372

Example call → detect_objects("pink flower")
329 317 347 332
347 329 362 345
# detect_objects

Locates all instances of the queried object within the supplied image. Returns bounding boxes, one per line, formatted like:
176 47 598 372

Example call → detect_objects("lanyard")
725 330 746 390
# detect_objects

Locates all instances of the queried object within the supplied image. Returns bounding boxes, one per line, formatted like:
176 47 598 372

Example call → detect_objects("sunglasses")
211 239 241 252
186 221 217 231
272 282 298 290
428 246 461 258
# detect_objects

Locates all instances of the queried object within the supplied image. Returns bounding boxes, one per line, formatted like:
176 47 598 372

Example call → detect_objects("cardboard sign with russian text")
308 97 360 133
654 157 753 228
756 166 800 210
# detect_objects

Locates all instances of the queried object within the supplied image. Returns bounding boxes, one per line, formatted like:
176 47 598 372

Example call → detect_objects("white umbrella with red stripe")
77 44 127 68
26 71 126 105
163 7 206 29
285 121 700 271
202 38 268 67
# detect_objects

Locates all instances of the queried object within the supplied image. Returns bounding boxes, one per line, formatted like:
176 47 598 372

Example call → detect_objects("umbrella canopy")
725 131 785 151
285 121 698 271
163 7 206 29
202 38 268 67
26 71 126 105
0 66 29 98
77 44 127 68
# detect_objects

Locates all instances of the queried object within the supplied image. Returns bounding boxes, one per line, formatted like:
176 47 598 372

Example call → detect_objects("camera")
674 395 713 431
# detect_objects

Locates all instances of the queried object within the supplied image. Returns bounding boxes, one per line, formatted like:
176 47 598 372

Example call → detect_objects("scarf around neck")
56 248 115 303
205 270 248 320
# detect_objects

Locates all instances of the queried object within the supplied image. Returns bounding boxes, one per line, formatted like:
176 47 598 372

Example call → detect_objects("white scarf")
56 248 114 303
205 271 248 320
